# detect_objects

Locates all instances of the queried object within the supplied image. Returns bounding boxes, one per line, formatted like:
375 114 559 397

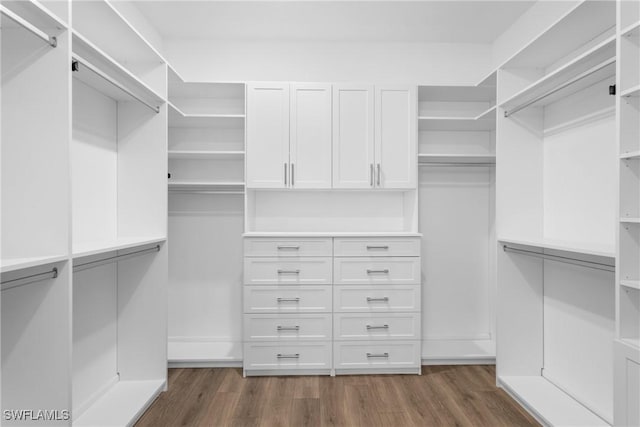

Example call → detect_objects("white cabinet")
246 83 290 188
333 85 416 189
290 83 333 188
246 83 332 189
332 84 375 188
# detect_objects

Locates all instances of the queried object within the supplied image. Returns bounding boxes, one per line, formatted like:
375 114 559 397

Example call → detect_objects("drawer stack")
243 238 333 375
333 237 422 374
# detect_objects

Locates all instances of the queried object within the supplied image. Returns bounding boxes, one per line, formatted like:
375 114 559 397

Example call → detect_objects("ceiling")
133 1 536 44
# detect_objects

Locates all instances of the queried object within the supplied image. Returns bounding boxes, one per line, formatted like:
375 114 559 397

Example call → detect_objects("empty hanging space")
496 1 617 425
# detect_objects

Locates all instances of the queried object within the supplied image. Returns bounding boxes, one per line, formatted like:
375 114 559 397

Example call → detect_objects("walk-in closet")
1 0 639 426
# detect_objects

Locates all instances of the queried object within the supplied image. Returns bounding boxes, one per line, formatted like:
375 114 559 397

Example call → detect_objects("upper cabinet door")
375 85 417 189
246 83 290 188
332 85 375 189
290 84 332 189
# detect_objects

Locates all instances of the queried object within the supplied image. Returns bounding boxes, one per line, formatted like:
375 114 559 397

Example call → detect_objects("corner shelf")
621 85 640 98
621 280 640 291
621 150 640 159
168 104 245 128
621 217 640 224
168 150 245 160
418 153 495 165
498 237 616 259
72 236 166 259
168 181 245 192
1 254 69 274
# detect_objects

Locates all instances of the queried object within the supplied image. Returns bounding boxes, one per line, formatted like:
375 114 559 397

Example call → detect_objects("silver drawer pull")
277 269 300 274
277 353 300 359
366 245 389 250
277 245 300 250
366 297 389 303
366 269 389 274
277 326 300 331
277 297 300 303
366 324 389 330
367 352 389 358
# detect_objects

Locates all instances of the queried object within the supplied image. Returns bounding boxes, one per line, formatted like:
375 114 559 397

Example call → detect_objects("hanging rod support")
1 267 58 291
71 57 160 114
0 6 57 47
503 245 615 272
74 245 161 272
504 57 615 118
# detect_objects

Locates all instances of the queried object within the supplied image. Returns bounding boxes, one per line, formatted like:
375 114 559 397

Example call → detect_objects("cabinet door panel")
332 85 374 189
375 86 417 189
290 84 332 189
246 83 290 188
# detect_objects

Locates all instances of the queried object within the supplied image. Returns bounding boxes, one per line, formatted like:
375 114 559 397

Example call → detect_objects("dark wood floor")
136 365 539 427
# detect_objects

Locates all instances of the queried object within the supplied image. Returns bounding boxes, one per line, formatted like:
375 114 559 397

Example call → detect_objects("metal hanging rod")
0 6 57 47
74 245 161 272
419 162 495 167
504 57 615 118
71 57 160 114
503 245 615 272
2 267 58 291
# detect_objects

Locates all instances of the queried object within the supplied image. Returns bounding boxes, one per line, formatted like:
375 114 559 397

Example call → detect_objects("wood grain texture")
136 365 540 427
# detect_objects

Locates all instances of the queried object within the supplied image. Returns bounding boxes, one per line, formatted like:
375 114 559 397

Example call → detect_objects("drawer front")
244 342 331 370
244 314 332 341
244 286 332 313
333 237 420 257
244 257 332 285
334 313 420 340
334 286 420 312
333 257 420 285
244 238 332 257
334 341 420 369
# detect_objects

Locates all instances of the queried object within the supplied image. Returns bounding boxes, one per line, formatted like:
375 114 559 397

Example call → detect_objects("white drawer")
334 313 420 340
333 237 420 257
244 286 332 313
244 342 331 370
334 285 420 312
244 257 332 285
333 257 420 285
334 341 421 369
244 314 332 341
244 238 332 257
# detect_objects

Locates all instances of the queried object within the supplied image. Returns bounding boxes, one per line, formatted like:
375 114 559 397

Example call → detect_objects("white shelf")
169 80 245 101
418 116 495 131
621 217 640 224
72 236 166 259
621 280 640 291
243 231 423 237
74 379 165 427
621 85 640 98
498 237 616 259
168 181 245 192
418 153 495 165
500 36 616 112
498 376 609 427
1 254 69 274
168 150 245 160
621 20 640 38
169 104 245 128
72 32 165 109
620 338 640 350
418 85 496 103
621 150 640 160
1 0 68 31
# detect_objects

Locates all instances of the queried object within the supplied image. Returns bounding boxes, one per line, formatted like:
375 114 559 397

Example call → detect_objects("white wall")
164 40 493 85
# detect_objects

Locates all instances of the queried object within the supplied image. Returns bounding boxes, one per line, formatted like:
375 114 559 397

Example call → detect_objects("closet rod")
504 57 615 118
0 6 57 47
419 162 495 167
74 244 161 272
503 245 615 272
1 267 58 291
71 57 160 114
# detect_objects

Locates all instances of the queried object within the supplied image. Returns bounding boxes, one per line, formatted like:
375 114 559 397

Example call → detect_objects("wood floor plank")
135 366 541 427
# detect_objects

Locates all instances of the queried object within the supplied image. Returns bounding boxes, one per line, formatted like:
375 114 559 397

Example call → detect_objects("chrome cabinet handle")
277 297 300 303
366 324 389 330
377 164 381 186
284 163 288 186
366 245 389 250
277 326 300 331
291 163 295 187
366 297 389 302
277 353 300 359
366 269 389 274
366 352 389 358
277 245 300 250
277 269 300 274
370 164 374 187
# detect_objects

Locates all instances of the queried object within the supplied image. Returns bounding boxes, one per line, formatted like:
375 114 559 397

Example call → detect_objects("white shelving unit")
496 1 618 425
615 0 640 424
167 68 246 366
416 78 496 363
